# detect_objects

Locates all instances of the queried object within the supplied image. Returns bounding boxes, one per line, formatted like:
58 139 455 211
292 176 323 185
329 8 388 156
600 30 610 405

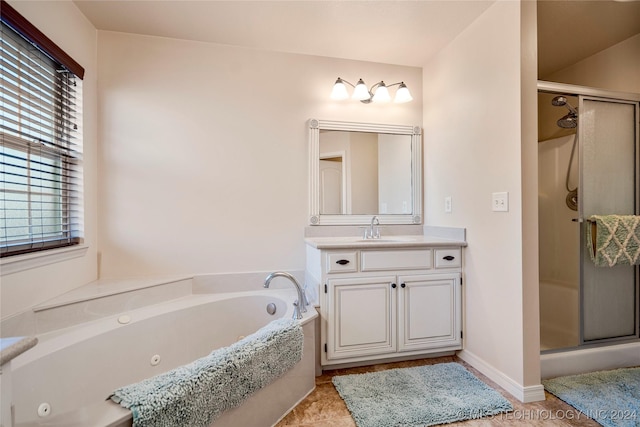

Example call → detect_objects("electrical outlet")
492 192 509 212
445 196 452 213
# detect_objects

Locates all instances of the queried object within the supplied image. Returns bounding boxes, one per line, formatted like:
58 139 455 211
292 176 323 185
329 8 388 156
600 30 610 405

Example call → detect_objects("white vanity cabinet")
326 275 398 360
306 239 464 367
396 273 461 352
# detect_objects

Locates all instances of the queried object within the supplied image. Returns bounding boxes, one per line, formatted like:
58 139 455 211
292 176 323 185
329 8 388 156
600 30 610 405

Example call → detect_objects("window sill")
0 245 89 276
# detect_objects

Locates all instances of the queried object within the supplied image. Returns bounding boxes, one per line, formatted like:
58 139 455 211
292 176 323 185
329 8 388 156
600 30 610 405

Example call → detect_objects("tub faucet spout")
264 271 308 320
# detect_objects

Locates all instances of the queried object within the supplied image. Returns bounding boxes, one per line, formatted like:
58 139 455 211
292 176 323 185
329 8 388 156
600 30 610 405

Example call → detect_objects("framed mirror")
308 119 422 225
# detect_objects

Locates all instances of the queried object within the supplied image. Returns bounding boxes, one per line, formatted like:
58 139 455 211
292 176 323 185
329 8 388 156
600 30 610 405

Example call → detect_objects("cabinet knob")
391 283 397 289
443 255 455 261
335 259 350 265
401 283 406 288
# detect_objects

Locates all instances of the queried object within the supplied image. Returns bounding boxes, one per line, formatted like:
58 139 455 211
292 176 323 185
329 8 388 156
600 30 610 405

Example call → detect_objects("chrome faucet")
366 215 381 239
264 271 308 320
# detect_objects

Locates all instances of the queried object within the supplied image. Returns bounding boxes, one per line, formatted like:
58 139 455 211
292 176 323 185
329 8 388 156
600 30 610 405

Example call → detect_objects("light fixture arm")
365 81 407 104
382 82 404 90
336 78 357 89
362 81 386 104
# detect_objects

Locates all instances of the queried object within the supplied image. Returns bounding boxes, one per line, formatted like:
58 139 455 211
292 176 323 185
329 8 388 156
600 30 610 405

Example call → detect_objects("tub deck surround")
9 288 318 427
33 275 193 311
0 276 194 338
1 272 311 339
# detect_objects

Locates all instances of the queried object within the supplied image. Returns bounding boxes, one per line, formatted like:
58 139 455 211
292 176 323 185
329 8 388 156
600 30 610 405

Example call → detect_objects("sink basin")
305 235 431 249
354 237 417 243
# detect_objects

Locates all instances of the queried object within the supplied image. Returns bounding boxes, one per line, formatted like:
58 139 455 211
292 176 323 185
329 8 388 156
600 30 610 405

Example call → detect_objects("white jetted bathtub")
10 289 317 427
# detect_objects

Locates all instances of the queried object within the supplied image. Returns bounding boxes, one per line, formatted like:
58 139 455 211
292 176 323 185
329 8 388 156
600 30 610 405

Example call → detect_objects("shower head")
551 95 578 114
557 112 577 129
552 95 578 128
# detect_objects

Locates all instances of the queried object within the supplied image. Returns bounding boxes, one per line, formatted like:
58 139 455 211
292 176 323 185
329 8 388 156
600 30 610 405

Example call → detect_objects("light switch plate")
445 196 452 213
492 192 509 212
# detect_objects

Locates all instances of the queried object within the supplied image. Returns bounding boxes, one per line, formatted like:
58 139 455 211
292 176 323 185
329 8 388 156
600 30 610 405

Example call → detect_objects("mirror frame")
309 118 422 225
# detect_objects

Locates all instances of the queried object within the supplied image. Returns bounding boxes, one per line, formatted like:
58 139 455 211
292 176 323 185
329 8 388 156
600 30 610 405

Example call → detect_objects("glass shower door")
580 96 639 342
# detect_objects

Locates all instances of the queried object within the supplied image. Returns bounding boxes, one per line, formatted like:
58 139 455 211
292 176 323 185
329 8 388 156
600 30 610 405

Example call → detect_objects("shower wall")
538 134 580 349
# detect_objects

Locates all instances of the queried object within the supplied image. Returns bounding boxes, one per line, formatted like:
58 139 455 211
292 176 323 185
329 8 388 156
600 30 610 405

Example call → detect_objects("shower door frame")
538 81 640 350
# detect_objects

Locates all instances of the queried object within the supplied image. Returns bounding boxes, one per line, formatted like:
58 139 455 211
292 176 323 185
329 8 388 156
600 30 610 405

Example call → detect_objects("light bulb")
372 82 390 103
394 82 413 103
352 79 371 101
330 78 349 100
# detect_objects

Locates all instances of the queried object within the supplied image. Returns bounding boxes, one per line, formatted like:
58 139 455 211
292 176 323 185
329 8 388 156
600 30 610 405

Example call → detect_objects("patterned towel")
587 215 640 267
110 317 303 427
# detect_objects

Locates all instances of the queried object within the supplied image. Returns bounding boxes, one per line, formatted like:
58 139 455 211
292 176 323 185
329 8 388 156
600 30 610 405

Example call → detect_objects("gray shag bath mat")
543 367 640 427
111 318 303 427
332 362 513 427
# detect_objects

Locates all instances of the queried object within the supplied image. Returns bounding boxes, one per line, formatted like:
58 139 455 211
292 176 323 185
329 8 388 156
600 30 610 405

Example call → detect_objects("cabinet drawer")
361 249 432 271
327 252 358 273
434 248 461 268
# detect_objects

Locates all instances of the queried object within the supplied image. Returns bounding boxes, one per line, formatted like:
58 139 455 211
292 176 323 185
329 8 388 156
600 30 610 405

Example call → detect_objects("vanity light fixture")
331 77 413 104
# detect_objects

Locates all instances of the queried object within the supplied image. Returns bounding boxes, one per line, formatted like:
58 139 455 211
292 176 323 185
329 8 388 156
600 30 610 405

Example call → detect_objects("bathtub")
9 289 317 427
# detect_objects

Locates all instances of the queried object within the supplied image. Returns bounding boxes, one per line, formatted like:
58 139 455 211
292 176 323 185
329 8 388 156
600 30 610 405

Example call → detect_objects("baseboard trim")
457 350 545 403
522 384 546 403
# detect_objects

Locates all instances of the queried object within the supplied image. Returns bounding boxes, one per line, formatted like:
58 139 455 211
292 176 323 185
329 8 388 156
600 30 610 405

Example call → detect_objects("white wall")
545 34 640 94
97 31 422 278
378 134 412 214
349 132 378 214
1 1 98 319
520 0 540 389
423 0 541 400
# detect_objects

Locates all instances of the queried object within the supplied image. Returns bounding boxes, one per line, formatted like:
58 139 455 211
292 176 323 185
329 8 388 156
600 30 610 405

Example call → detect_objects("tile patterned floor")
276 356 602 427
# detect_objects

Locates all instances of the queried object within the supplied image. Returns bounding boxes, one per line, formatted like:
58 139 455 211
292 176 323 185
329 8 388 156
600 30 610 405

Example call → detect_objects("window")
1 2 84 257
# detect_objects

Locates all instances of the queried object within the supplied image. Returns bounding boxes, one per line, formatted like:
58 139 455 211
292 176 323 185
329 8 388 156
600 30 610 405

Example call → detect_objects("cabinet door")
397 273 461 352
326 276 397 360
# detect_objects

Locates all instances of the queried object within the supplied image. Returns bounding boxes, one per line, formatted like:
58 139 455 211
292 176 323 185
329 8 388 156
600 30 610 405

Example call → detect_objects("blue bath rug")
332 362 513 427
543 367 640 427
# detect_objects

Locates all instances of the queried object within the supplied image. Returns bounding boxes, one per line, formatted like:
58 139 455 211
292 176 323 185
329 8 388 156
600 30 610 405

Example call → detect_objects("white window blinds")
1 20 83 257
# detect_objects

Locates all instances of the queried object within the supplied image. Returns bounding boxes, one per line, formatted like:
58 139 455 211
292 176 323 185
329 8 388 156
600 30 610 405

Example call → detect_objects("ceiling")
537 0 640 77
74 0 640 76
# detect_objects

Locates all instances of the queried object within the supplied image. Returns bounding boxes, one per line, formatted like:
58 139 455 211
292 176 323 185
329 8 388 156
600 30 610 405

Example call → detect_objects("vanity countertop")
305 235 467 250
